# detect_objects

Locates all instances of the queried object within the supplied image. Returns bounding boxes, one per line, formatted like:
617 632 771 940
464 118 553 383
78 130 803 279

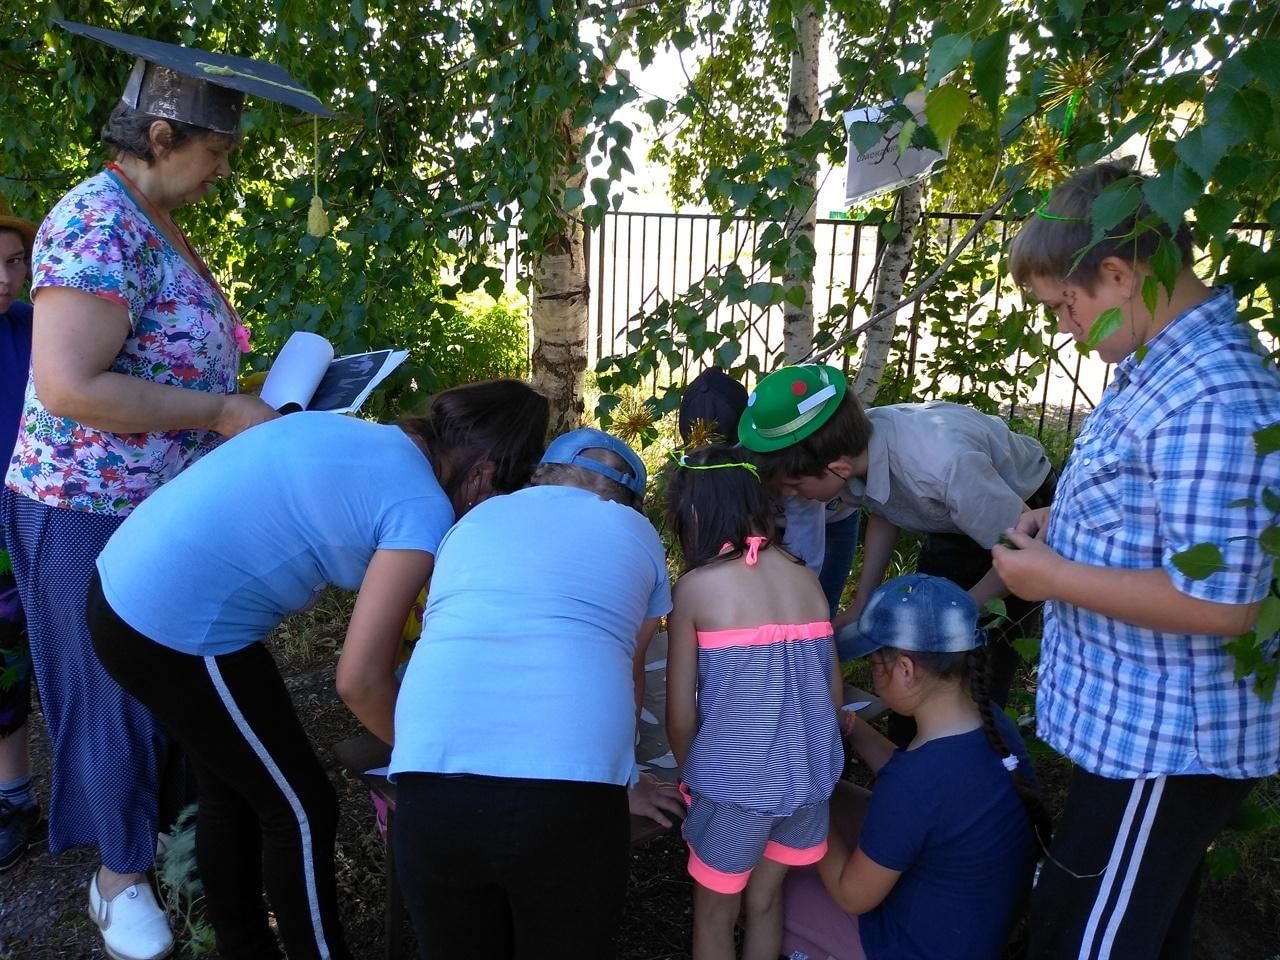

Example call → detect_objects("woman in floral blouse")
1 22 328 960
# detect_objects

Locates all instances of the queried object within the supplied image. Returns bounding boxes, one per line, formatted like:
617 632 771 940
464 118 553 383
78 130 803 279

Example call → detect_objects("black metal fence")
581 209 1274 440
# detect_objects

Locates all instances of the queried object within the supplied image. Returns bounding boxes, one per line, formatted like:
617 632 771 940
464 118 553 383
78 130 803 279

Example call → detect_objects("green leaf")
746 282 780 307
1171 542 1226 581
983 597 1008 619
924 84 969 147
1193 194 1242 240
880 221 902 242
730 182 760 207
642 99 667 125
897 119 917 157
714 341 741 367
1141 275 1159 317
849 120 885 156
926 34 973 90
1149 238 1183 296
1000 95 1037 143
1254 422 1280 456
1142 163 1204 232
1263 487 1280 513
1089 178 1141 242
1012 636 1042 662
1219 89 1272 141
765 166 793 190
1260 527 1280 558
971 30 1010 117
563 186 584 210
1083 307 1124 353
1173 124 1243 182
1240 38 1280 96
1253 595 1280 643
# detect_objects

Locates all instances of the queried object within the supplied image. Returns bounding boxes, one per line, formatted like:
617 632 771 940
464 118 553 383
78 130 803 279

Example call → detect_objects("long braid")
968 647 1054 851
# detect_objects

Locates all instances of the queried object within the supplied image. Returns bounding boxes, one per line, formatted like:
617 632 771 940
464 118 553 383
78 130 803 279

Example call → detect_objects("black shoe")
0 797 40 871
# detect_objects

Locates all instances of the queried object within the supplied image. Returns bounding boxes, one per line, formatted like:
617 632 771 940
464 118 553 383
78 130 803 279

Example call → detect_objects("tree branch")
806 182 1019 364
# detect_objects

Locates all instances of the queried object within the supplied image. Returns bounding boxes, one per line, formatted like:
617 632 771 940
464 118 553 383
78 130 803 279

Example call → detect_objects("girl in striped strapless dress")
665 444 845 960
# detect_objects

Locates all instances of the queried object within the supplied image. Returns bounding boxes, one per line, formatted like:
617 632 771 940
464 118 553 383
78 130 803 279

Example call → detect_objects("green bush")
417 291 530 393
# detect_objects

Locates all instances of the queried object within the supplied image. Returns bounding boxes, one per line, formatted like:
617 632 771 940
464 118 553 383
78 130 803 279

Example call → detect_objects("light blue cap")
540 428 646 497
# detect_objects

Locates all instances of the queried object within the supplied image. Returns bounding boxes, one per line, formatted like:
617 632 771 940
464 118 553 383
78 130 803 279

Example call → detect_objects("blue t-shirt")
98 413 453 656
858 712 1037 960
0 301 32 462
390 484 672 787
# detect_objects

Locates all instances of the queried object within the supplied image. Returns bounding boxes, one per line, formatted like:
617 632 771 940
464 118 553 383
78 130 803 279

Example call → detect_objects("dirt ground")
1 664 1276 960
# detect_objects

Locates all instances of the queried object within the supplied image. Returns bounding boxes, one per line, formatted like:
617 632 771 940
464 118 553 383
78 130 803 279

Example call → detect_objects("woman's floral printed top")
5 170 239 516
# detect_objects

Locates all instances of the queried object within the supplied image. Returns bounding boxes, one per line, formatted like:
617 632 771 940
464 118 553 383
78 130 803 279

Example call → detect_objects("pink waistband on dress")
696 621 835 648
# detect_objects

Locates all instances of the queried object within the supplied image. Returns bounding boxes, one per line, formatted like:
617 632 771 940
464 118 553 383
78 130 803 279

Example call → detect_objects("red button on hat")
791 380 807 396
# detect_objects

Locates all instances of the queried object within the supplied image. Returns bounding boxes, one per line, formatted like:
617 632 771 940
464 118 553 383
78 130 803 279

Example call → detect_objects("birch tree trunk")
781 2 820 363
530 123 589 434
852 179 926 404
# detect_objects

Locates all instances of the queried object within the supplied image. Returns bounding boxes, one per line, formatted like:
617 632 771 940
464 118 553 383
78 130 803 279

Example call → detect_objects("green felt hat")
738 364 847 452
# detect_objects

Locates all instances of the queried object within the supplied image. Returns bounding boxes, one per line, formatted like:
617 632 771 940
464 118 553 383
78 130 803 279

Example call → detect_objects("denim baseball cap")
835 573 985 661
540 427 646 498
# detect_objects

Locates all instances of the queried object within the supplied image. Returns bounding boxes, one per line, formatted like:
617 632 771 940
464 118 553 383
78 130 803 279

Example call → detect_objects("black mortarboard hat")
57 20 332 135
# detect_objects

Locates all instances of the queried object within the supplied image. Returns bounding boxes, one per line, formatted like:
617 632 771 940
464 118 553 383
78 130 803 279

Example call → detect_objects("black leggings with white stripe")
1029 766 1255 960
87 573 352 960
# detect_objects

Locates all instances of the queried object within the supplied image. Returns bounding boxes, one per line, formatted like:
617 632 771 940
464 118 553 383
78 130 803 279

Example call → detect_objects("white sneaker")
88 872 175 960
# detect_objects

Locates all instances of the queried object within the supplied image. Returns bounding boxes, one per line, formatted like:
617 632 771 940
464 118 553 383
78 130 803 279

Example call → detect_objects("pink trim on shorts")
696 621 834 649
764 837 828 866
687 846 754 895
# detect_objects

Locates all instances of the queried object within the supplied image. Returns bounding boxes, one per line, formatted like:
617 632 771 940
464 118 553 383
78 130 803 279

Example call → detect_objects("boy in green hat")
739 363 1054 714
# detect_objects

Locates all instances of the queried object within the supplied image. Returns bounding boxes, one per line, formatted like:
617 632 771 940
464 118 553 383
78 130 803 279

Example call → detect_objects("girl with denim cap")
782 574 1050 960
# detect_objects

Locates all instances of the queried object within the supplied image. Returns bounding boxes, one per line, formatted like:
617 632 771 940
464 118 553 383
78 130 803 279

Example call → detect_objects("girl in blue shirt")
783 574 1049 960
87 380 548 960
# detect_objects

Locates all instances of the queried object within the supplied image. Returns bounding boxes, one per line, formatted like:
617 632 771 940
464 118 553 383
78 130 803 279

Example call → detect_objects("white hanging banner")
843 90 947 206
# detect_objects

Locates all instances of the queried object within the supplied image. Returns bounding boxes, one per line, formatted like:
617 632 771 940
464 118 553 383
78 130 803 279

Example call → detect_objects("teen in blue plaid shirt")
994 162 1280 960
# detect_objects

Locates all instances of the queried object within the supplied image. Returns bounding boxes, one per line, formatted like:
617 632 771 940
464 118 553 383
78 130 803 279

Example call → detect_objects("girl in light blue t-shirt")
87 380 548 960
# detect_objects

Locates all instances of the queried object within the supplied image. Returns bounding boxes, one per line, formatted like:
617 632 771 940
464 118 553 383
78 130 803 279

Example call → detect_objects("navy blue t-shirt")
858 711 1037 960
0 301 33 462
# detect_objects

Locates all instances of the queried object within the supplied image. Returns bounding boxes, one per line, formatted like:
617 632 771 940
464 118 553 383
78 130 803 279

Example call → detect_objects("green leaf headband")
672 452 761 481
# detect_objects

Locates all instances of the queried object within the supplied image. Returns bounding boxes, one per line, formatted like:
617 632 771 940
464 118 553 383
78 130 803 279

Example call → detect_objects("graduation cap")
56 20 332 135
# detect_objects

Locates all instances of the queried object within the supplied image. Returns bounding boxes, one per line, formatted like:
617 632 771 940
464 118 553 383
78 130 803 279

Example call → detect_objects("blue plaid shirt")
1038 289 1280 780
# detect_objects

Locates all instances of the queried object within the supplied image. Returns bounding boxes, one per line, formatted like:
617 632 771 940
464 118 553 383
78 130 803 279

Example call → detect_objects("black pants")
88 574 351 960
1030 767 1255 960
888 469 1057 744
393 772 630 959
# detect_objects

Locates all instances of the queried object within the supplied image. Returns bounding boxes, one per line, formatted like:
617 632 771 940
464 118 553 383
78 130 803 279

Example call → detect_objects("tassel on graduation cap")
307 116 329 237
